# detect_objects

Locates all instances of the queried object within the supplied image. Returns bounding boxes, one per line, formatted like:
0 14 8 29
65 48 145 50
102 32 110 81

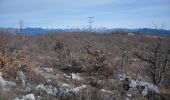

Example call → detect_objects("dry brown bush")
0 49 33 79
80 41 115 77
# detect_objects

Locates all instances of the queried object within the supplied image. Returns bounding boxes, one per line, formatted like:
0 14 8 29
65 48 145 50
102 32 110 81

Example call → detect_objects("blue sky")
0 0 170 29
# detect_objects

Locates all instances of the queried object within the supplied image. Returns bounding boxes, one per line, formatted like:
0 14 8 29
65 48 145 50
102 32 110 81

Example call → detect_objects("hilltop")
0 31 170 100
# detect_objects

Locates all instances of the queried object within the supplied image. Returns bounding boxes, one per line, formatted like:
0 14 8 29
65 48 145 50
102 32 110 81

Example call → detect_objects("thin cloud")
0 0 170 29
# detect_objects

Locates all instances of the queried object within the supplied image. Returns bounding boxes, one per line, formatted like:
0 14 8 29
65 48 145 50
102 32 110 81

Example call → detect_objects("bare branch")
134 53 155 65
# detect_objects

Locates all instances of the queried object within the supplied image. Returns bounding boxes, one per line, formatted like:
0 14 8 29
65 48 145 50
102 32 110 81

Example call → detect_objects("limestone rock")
71 73 82 80
129 80 137 88
43 68 53 73
23 94 35 100
14 94 35 100
0 72 16 88
17 71 26 87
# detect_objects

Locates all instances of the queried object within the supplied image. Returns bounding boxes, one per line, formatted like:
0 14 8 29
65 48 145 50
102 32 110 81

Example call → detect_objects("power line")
88 16 94 32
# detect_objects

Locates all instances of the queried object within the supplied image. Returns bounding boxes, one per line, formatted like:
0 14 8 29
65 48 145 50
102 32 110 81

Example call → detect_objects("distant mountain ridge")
107 28 170 36
0 27 170 36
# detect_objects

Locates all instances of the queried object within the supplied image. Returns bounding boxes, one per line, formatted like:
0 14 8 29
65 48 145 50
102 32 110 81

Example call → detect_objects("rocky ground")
0 65 167 100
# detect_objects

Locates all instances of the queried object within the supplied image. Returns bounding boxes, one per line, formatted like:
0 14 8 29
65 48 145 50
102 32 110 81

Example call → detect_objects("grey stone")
14 94 35 100
0 72 16 88
129 80 137 88
17 71 26 87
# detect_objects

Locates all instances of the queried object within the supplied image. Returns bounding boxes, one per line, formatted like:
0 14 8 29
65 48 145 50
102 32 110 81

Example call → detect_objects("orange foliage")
82 46 115 77
0 50 33 78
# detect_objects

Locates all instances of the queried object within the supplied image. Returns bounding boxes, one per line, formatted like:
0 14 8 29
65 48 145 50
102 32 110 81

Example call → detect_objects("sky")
0 0 170 29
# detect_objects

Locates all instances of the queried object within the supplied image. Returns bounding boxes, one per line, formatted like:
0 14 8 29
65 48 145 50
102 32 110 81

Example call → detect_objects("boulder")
23 94 35 100
17 71 26 87
129 80 137 88
118 74 131 81
71 73 82 80
137 81 159 94
141 85 148 96
119 74 160 97
0 72 16 88
36 84 46 91
43 68 53 72
71 85 86 93
0 73 6 87
127 93 132 97
100 89 114 94
64 74 71 79
36 84 58 96
62 83 70 87
14 94 35 100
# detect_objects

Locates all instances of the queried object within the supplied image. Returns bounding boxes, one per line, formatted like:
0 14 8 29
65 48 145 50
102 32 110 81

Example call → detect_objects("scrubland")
0 31 170 100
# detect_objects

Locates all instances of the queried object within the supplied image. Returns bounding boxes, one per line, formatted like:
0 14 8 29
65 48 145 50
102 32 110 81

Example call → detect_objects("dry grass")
0 91 8 100
160 87 170 94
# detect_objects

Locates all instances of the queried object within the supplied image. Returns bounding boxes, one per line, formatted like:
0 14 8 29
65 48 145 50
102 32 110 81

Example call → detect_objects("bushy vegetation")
0 31 170 100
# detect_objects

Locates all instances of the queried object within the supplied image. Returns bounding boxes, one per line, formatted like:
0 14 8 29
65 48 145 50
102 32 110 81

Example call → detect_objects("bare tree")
19 19 24 34
134 24 170 86
15 19 27 50
135 36 170 86
120 48 128 70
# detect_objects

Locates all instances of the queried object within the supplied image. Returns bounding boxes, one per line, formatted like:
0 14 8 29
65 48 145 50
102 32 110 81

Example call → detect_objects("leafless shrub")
135 37 170 86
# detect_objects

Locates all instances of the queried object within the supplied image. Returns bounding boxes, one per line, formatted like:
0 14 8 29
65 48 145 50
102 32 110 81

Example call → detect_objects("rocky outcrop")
0 72 16 88
36 84 58 96
64 73 82 80
137 81 159 93
71 73 82 80
17 71 26 87
14 94 35 100
36 83 86 96
129 80 137 88
119 74 160 97
43 68 53 73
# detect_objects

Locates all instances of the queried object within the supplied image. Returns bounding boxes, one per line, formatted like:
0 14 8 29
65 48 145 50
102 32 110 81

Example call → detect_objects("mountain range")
0 27 170 36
